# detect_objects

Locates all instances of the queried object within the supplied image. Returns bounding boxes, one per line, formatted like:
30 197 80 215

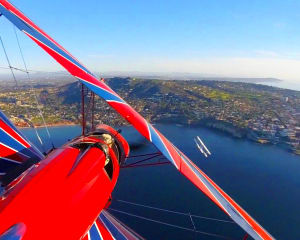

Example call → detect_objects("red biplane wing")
83 210 144 240
0 1 274 239
0 110 44 181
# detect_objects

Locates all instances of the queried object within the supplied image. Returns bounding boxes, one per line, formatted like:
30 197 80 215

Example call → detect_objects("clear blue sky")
1 0 300 82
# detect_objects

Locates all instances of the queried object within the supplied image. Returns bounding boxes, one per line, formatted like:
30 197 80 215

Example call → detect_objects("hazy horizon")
1 0 300 89
1 68 300 91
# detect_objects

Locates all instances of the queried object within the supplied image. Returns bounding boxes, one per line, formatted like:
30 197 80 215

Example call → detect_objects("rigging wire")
13 26 54 149
123 153 162 167
120 160 170 168
0 36 18 86
189 212 197 231
115 199 234 224
126 152 162 158
0 34 45 152
108 208 236 240
0 65 70 75
0 65 28 73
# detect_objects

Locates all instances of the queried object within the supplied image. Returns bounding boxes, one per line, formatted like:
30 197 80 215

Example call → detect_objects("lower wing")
84 210 144 240
0 110 44 184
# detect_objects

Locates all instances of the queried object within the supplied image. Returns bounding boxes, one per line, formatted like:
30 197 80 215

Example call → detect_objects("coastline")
17 120 300 156
154 118 300 156
17 122 79 129
199 122 300 156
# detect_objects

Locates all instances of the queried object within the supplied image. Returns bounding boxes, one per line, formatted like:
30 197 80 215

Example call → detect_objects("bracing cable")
116 199 234 224
0 36 18 86
109 208 236 240
13 26 54 149
0 35 46 151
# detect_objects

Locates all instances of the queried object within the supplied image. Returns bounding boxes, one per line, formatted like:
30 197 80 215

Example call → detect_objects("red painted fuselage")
0 126 129 239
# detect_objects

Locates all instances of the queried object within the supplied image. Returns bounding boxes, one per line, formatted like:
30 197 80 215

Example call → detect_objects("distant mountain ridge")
0 71 282 85
56 77 298 105
99 72 282 83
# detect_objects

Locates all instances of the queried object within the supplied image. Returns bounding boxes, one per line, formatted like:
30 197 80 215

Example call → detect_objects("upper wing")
0 1 274 239
0 110 44 182
83 210 144 240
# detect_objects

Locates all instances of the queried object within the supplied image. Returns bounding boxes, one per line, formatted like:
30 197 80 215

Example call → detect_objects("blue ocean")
21 125 300 240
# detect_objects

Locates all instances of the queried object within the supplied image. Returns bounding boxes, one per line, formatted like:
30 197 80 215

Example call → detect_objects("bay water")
21 125 300 240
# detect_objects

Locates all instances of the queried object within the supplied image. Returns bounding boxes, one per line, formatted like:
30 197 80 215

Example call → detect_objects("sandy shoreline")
17 123 79 129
